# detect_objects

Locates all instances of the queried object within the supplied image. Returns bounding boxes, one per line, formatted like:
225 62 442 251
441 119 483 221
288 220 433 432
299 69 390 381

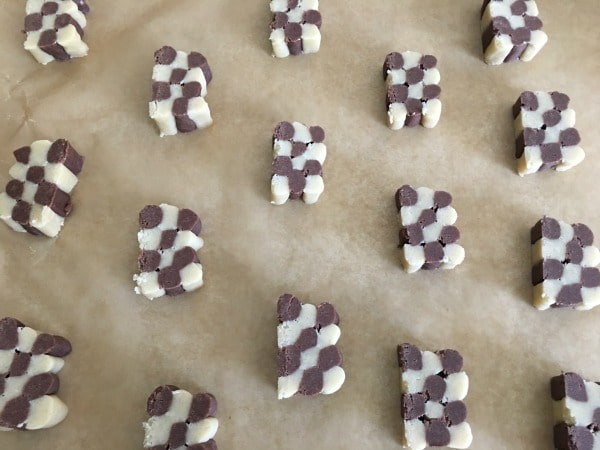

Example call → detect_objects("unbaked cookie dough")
398 343 472 450
277 294 345 399
514 91 584 176
551 372 600 450
0 317 72 431
269 0 322 58
531 217 600 311
395 185 464 273
0 139 84 237
271 121 326 205
481 0 547 65
143 385 218 450
383 51 441 130
133 204 204 300
24 0 89 65
149 46 213 137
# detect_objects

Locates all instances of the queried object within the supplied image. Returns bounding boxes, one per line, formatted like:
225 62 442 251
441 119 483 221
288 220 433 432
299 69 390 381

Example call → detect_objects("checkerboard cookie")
0 139 84 237
271 121 326 205
143 385 218 450
551 372 600 450
24 0 89 65
396 185 464 273
0 317 72 431
269 0 322 58
277 294 345 399
134 204 204 300
481 0 547 65
149 46 213 137
531 217 600 310
383 51 441 129
398 343 472 449
514 91 584 176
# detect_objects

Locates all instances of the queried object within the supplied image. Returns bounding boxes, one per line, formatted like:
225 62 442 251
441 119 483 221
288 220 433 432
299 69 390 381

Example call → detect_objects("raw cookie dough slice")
24 0 89 65
277 294 345 399
0 317 72 431
143 385 218 450
514 91 584 176
551 372 600 450
531 217 600 310
383 51 441 130
133 204 204 300
481 0 547 65
269 0 322 58
395 185 465 273
0 139 85 237
271 121 326 205
398 343 473 450
149 46 213 137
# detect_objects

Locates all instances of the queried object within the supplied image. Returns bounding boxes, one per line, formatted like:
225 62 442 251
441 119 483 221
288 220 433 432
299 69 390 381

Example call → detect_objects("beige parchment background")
0 0 599 448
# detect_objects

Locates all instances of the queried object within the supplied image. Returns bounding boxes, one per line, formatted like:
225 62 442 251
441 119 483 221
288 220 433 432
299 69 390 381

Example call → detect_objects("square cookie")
143 385 218 450
551 372 600 450
531 217 600 310
271 121 326 205
481 0 547 65
277 294 345 399
0 317 72 430
514 91 584 176
0 139 84 237
383 51 441 130
269 0 322 58
398 343 473 449
149 46 213 137
24 0 89 65
395 185 464 273
133 204 204 300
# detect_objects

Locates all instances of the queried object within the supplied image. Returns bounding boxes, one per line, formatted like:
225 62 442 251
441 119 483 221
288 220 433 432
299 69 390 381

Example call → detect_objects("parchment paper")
0 0 599 448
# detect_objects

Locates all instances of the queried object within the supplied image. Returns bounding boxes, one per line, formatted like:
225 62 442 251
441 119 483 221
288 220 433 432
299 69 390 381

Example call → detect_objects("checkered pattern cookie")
0 139 84 237
143 385 218 450
514 91 584 176
269 0 322 58
531 217 600 311
271 121 326 205
0 317 72 431
395 185 465 273
481 0 547 65
277 294 345 399
23 0 89 65
149 46 213 137
551 372 600 450
398 344 473 450
383 51 442 130
134 204 204 300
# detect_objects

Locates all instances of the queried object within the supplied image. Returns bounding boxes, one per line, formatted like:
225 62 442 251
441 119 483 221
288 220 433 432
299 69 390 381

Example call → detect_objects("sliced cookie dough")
277 294 345 399
24 0 89 65
149 46 213 137
383 51 441 130
271 121 326 205
269 0 322 58
0 317 72 431
398 343 473 450
531 217 600 310
133 204 204 300
551 372 600 450
0 139 84 237
514 91 584 176
481 0 547 65
143 385 218 450
395 185 464 273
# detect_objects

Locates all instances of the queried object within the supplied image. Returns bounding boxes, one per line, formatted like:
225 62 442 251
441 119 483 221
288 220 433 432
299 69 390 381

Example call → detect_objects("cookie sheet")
0 0 599 448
